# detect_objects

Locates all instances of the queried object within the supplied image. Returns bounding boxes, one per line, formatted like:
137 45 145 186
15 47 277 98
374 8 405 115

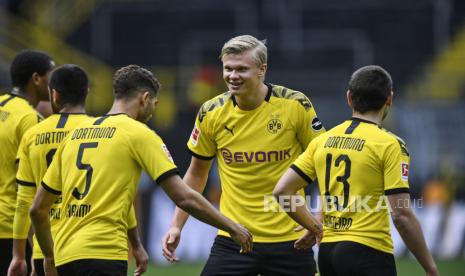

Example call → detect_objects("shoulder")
269 84 313 111
379 127 409 156
197 91 233 123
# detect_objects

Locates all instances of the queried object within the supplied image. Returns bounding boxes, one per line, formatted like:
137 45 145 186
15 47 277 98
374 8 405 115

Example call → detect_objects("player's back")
16 112 92 259
309 118 409 254
42 113 177 266
0 93 40 238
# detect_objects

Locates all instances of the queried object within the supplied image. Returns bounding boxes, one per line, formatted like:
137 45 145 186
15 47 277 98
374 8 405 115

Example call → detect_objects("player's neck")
107 100 138 119
234 83 268 111
59 105 86 114
352 111 383 125
11 86 39 107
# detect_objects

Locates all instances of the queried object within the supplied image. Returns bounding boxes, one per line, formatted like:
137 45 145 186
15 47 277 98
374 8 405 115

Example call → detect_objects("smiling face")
222 50 267 97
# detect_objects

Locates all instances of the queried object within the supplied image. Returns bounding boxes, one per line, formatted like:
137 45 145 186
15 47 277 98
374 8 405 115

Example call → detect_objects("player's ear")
258 63 267 77
386 91 393 106
346 90 353 108
51 89 60 105
31 72 41 86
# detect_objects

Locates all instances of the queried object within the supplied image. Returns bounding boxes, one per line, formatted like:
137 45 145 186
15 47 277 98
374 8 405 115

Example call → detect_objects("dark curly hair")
10 49 54 89
113 65 160 100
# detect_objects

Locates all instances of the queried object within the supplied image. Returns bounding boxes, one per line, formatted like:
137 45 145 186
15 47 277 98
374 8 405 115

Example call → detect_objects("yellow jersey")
293 118 410 253
0 93 41 238
188 84 324 242
42 114 178 266
14 113 137 259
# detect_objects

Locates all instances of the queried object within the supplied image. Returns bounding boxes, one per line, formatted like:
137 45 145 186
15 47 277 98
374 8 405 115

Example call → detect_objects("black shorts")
0 238 32 275
318 241 396 276
34 259 45 276
201 235 316 276
56 259 127 276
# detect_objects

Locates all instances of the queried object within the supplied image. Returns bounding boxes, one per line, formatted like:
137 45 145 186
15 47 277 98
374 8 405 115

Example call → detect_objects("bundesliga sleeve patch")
311 117 323 131
401 162 409 181
190 124 201 146
162 144 174 163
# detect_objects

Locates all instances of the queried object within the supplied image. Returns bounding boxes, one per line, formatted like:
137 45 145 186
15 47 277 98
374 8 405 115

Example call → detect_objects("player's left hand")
293 226 316 250
132 245 149 276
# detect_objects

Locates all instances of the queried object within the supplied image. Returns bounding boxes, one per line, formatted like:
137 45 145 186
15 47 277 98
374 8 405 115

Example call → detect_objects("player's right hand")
229 223 253 253
161 226 181 263
7 257 27 276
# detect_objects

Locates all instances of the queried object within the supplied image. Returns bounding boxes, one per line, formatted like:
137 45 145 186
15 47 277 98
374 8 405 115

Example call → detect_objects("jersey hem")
16 178 36 187
290 164 313 183
55 254 128 267
217 231 303 243
385 187 410 195
321 237 393 254
155 168 179 185
187 148 215 160
41 181 62 195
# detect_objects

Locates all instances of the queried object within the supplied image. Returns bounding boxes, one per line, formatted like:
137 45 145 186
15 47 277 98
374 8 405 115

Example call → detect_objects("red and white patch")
190 124 201 146
162 144 174 163
401 162 409 181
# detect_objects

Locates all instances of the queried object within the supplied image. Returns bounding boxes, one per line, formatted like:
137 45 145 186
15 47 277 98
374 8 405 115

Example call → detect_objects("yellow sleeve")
16 133 34 184
186 104 216 159
383 140 410 194
42 142 64 195
13 185 36 239
16 112 39 142
129 127 178 184
127 204 137 229
294 96 325 149
291 140 318 183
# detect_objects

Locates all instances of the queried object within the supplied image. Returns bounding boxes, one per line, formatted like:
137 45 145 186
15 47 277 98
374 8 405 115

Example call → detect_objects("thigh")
34 259 45 276
332 241 396 276
259 241 316 276
201 236 259 276
318 242 338 276
0 239 13 275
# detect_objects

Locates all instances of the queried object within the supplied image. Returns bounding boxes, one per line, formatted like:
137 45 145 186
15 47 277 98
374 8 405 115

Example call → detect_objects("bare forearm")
171 172 208 229
127 227 142 249
177 191 234 234
12 239 28 259
280 195 322 234
30 210 54 258
394 214 437 272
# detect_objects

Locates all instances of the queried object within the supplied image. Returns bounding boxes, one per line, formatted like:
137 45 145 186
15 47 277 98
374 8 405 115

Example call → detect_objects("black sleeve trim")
385 188 410 195
290 164 313 184
187 148 215 160
155 168 180 185
41 181 62 195
16 179 35 187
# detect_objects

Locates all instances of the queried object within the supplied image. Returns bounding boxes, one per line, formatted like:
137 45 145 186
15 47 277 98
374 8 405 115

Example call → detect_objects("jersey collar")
231 83 272 107
350 117 378 125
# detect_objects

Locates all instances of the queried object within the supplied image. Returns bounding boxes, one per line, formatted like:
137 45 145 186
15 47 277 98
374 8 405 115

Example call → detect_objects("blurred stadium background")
1 0 465 275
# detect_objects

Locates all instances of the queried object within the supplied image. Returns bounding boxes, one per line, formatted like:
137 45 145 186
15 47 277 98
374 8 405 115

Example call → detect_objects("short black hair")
10 49 54 89
348 65 393 113
49 64 89 106
113 65 160 100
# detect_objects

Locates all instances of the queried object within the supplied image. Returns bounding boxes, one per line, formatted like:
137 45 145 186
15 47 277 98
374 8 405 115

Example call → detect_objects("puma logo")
224 125 235 136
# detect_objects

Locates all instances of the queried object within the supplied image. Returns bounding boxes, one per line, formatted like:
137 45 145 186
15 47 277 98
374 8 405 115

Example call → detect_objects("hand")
293 226 316 250
7 257 27 276
43 257 58 276
229 223 253 253
426 266 440 276
132 245 149 276
161 227 181 263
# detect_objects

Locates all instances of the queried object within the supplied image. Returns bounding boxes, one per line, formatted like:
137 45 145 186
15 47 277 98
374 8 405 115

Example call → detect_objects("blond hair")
220 35 267 66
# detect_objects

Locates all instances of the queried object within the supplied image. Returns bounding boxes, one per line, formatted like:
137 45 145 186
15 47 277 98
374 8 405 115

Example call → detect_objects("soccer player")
30 65 252 276
274 65 440 276
162 35 324 275
0 49 55 274
8 64 148 276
